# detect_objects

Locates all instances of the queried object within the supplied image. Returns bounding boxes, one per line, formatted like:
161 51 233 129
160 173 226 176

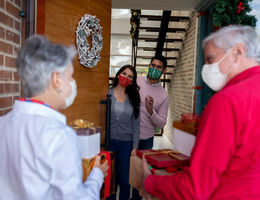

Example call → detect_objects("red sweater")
145 66 260 199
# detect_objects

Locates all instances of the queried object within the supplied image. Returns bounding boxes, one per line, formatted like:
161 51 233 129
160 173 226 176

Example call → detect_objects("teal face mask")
148 67 163 80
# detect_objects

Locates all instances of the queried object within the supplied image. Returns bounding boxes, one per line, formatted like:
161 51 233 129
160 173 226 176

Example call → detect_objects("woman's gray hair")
16 35 76 98
202 25 260 63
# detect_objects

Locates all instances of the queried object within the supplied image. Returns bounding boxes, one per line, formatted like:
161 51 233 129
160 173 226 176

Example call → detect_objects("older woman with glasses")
0 35 108 200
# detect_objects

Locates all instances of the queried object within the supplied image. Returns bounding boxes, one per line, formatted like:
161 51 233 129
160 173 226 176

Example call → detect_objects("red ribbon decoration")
237 2 244 14
100 151 111 198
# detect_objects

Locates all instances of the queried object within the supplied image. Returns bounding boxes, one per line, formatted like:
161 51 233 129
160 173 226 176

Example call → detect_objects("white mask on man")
202 49 234 91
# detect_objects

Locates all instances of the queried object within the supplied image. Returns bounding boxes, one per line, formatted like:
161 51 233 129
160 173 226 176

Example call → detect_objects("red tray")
136 149 189 168
146 153 189 168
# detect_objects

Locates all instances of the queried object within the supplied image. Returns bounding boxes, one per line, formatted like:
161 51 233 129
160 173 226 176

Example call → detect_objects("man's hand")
138 158 153 199
142 158 152 180
93 155 108 177
145 96 154 115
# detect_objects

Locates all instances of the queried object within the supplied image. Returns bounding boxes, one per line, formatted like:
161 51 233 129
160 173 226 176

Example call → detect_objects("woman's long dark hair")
112 65 140 119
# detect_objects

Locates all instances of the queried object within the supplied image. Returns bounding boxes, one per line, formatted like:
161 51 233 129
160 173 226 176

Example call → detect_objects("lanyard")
19 98 53 109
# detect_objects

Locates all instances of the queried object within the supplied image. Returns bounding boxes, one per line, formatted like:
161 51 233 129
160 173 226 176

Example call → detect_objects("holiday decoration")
237 2 245 14
130 9 141 43
213 0 256 27
76 14 103 68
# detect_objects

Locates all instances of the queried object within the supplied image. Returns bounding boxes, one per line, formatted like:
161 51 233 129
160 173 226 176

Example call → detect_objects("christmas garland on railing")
130 9 141 40
213 0 256 27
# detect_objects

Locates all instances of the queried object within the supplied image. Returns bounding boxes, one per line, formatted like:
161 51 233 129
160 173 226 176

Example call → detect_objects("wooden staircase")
133 10 192 86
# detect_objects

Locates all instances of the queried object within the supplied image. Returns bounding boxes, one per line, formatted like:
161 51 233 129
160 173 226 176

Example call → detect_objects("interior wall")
0 0 26 115
164 12 198 144
36 0 111 143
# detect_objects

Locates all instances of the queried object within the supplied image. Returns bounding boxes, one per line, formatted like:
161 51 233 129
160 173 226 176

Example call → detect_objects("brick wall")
164 12 198 143
0 0 24 115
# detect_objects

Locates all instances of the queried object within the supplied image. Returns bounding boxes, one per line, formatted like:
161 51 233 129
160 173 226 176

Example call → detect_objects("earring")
57 88 62 94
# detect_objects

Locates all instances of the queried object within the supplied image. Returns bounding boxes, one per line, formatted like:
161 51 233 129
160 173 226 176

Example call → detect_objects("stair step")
137 56 177 60
138 37 183 42
139 27 186 33
136 64 175 68
161 79 171 82
140 15 189 22
137 47 180 52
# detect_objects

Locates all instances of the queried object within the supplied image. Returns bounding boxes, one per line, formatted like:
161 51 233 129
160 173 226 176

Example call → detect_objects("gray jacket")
109 88 140 148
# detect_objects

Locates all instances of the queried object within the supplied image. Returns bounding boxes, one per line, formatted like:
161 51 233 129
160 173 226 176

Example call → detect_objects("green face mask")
148 67 163 80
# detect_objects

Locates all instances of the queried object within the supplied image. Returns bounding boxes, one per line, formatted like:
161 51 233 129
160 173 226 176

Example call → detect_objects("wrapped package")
72 119 101 159
129 156 163 200
73 120 115 199
136 149 189 168
82 151 115 200
77 130 100 159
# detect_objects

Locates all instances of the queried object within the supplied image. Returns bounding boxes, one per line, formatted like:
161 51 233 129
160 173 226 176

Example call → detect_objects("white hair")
16 35 76 98
202 25 260 63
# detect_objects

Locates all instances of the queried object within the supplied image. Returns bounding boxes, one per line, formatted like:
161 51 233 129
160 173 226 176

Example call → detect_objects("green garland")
213 0 256 27
130 9 141 39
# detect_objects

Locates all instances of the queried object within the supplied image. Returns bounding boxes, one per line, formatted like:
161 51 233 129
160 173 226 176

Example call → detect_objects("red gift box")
100 151 113 199
136 149 155 159
82 151 115 199
181 113 201 127
136 149 189 168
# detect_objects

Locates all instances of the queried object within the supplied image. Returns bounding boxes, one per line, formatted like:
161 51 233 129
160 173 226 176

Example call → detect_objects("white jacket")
0 100 103 200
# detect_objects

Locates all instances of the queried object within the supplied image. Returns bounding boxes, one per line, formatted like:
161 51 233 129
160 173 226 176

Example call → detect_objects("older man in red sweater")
140 25 260 199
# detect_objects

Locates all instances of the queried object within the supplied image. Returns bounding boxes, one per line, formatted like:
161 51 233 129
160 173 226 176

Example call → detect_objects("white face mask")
64 80 77 108
202 49 234 91
58 79 77 108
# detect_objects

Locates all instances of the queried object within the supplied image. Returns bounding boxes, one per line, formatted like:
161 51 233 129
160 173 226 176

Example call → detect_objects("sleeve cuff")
133 142 139 149
86 167 104 187
148 109 155 117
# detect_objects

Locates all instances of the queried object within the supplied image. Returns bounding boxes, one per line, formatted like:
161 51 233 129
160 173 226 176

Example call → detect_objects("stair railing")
130 9 141 68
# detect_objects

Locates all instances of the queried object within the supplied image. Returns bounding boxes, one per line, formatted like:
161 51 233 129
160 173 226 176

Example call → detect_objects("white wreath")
76 14 103 68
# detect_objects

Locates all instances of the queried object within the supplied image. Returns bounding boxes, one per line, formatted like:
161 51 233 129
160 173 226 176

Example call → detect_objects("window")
110 9 132 78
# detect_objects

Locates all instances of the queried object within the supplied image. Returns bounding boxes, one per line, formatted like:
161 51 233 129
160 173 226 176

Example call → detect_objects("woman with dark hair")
107 65 140 200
